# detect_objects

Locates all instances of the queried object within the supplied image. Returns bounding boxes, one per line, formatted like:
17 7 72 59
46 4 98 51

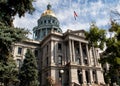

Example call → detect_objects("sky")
13 0 120 38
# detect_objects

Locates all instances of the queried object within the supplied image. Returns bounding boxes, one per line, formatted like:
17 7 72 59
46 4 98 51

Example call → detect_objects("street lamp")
60 70 64 86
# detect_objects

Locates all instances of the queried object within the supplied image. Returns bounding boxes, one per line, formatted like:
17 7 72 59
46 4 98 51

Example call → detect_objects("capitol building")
12 4 104 86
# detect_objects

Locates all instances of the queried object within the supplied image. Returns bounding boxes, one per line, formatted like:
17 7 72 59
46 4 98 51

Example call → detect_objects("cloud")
13 0 120 38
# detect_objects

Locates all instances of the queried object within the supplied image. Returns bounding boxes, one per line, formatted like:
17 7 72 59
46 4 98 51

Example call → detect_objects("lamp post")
60 70 64 86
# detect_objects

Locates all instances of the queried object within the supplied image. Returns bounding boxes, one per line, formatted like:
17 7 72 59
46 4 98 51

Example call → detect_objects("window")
52 20 55 23
76 48 79 54
40 21 43 24
34 49 38 57
44 20 46 23
58 43 62 50
48 20 51 23
18 47 22 54
58 56 62 65
16 59 22 68
84 59 88 65
77 58 80 64
46 45 48 53
46 57 48 66
59 70 61 78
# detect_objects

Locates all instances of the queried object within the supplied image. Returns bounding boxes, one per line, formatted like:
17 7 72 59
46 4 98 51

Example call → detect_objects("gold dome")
41 4 56 17
41 10 56 17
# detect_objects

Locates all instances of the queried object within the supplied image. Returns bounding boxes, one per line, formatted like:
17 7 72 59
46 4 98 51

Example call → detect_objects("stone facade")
39 30 104 86
12 4 104 86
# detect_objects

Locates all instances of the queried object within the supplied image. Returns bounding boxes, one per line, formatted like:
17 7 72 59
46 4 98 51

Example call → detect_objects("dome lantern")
47 4 51 10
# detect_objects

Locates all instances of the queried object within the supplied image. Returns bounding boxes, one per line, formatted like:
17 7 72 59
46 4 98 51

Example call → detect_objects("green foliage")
0 0 35 86
0 23 28 86
0 0 35 26
86 20 120 84
99 20 120 84
0 54 19 86
19 49 39 86
85 23 106 50
0 23 28 55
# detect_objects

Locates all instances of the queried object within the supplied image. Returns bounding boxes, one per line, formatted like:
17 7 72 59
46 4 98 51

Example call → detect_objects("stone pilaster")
51 40 54 64
70 68 79 84
54 41 57 63
96 70 104 84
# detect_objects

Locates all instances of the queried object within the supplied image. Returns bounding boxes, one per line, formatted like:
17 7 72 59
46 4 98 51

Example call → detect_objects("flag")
74 11 78 20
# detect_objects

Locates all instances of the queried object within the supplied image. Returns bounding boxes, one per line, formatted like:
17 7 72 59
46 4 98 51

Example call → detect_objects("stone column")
95 49 100 66
72 40 75 63
69 40 72 63
79 42 83 65
90 70 94 84
86 44 90 66
93 47 97 66
82 69 87 85
94 48 97 66
89 48 94 66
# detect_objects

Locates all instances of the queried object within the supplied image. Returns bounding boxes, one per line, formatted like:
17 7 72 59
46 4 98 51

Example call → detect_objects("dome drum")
38 16 60 27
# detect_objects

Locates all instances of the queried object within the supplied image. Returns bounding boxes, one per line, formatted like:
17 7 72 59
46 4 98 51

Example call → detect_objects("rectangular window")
58 43 62 50
16 59 22 68
47 45 48 54
48 20 51 23
18 47 22 54
76 48 80 54
34 49 38 57
46 57 48 66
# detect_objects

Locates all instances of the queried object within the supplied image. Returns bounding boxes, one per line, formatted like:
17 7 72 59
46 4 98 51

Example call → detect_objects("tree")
19 49 39 86
0 0 35 85
85 22 106 50
0 54 19 86
99 20 120 85
0 23 28 86
0 0 35 26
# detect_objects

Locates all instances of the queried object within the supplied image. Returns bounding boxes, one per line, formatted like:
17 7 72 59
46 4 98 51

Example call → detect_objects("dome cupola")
33 4 62 40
